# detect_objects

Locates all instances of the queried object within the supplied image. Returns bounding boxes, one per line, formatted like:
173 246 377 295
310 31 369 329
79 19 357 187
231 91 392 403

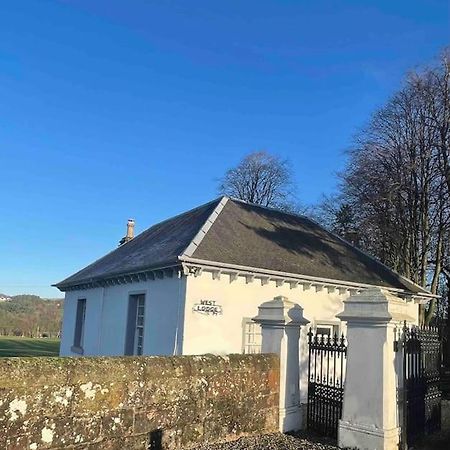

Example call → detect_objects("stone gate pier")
253 295 310 432
337 288 415 450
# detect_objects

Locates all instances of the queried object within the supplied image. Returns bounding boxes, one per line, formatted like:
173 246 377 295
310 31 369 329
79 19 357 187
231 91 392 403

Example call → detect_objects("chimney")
127 219 135 241
119 219 135 246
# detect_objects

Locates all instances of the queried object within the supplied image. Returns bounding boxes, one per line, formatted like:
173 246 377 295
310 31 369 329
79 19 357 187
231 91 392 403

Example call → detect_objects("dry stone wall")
0 354 279 450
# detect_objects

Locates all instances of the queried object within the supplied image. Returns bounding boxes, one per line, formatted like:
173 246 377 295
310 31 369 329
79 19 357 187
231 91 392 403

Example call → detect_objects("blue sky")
0 0 448 297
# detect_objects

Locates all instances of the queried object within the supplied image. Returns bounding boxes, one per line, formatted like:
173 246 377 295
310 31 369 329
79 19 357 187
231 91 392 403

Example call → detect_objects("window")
315 323 339 339
134 295 145 355
242 319 262 354
73 299 86 352
125 294 146 355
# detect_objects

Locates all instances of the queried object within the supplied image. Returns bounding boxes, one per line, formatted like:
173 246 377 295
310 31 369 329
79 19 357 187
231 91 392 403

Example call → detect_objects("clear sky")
0 0 448 298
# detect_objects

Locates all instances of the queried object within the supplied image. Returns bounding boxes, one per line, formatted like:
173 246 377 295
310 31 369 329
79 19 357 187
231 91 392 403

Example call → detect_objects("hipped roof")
55 197 431 296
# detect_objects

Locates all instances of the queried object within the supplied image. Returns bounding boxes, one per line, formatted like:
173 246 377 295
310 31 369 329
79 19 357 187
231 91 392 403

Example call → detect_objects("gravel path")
195 433 338 450
195 401 450 450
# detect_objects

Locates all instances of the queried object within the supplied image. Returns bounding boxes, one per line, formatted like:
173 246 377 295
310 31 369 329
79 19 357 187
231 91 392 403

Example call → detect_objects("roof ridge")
134 196 225 239
180 196 229 258
227 196 311 221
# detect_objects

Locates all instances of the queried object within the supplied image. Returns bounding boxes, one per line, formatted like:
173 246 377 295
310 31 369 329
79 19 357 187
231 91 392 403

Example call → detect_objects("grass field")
0 336 60 357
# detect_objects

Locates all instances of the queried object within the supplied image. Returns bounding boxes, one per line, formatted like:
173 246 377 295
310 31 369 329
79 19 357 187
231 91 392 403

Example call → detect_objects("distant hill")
0 294 63 337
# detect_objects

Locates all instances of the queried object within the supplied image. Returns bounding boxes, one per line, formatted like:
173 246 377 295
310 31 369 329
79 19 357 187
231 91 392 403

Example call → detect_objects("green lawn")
0 336 60 357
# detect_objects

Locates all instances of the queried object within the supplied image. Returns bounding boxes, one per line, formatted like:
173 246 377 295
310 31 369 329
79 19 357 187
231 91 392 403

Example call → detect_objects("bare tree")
314 195 361 245
425 49 450 193
218 151 297 209
320 50 450 325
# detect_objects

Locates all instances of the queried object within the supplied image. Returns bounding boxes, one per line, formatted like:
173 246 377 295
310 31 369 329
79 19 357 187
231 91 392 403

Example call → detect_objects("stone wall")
0 354 279 450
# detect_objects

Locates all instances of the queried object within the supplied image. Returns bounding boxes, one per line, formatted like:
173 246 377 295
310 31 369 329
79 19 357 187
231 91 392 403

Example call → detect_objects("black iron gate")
306 330 347 438
396 322 441 447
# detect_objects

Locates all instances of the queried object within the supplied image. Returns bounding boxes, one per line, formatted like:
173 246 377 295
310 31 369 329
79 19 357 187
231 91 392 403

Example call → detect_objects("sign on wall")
192 300 223 316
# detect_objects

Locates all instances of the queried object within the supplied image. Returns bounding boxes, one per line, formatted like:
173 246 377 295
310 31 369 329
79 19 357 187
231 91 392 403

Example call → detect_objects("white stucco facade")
60 275 187 357
182 270 349 356
60 266 420 371
60 270 349 358
182 270 351 403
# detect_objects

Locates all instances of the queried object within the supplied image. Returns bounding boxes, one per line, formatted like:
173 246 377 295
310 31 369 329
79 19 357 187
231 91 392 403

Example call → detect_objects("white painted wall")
181 271 420 403
182 271 348 403
182 271 348 355
60 287 106 355
60 276 186 357
59 290 78 355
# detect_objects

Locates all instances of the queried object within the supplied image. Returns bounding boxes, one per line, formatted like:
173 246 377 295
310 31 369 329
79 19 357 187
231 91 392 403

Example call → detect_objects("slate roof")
55 196 430 295
55 198 221 289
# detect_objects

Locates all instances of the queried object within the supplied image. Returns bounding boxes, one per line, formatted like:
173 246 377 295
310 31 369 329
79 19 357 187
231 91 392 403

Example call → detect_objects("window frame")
125 292 146 356
134 294 146 355
241 317 262 354
314 321 340 339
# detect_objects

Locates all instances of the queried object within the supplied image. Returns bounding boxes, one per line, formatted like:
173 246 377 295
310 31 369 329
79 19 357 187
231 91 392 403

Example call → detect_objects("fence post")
253 296 309 432
336 287 415 450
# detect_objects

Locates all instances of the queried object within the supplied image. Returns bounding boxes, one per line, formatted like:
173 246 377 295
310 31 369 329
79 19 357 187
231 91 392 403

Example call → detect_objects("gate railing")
307 330 347 438
395 322 441 448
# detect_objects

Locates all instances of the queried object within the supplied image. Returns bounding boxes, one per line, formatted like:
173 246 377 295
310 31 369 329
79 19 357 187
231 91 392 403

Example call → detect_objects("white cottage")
55 196 431 358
